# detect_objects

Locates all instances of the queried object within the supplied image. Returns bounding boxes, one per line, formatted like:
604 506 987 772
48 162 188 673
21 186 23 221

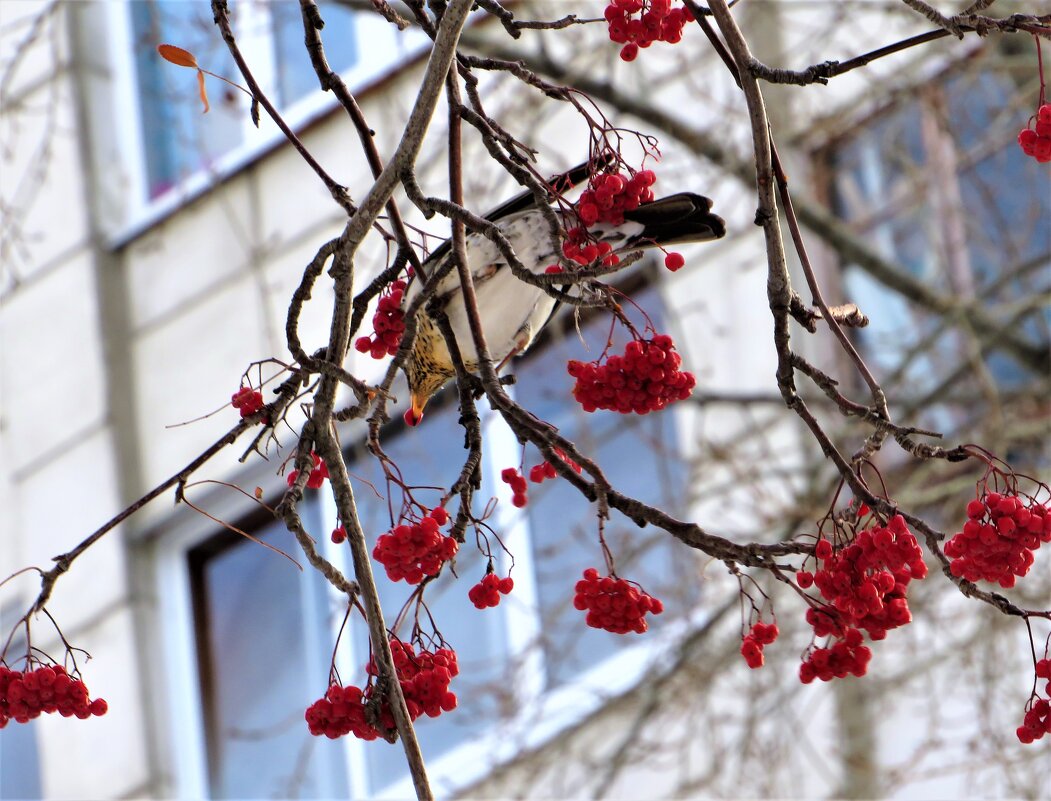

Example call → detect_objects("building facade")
1 1 1047 799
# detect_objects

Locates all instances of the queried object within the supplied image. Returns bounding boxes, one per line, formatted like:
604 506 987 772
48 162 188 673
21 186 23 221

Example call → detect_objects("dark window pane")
271 1 357 107
191 514 348 800
347 404 509 792
0 607 42 801
515 286 697 688
131 0 243 198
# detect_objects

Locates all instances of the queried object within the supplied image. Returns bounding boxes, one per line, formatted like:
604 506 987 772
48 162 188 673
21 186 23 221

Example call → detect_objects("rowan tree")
2 1 1049 798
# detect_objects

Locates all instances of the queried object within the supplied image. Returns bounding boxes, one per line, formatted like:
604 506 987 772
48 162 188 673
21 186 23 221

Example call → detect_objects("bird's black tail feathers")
623 193 726 247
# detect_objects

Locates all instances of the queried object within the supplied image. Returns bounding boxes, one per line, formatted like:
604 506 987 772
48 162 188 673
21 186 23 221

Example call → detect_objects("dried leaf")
157 43 198 69
197 69 210 114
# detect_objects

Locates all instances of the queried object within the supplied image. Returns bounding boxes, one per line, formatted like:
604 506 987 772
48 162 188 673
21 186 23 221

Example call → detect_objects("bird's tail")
622 193 726 247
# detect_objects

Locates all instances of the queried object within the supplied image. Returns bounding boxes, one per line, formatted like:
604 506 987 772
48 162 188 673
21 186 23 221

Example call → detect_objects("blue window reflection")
830 64 1050 392
130 0 242 198
190 513 349 799
346 402 509 792
131 1 359 199
515 284 697 688
271 2 358 107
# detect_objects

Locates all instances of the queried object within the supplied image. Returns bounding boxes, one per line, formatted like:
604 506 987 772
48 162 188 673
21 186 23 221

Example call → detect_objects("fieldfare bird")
401 174 726 425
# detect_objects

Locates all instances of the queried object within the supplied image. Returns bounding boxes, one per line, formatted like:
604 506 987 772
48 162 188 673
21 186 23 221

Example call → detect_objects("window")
514 283 699 688
129 1 357 200
824 49 1050 395
344 401 513 791
189 512 349 800
175 278 701 798
0 605 43 801
270 2 357 107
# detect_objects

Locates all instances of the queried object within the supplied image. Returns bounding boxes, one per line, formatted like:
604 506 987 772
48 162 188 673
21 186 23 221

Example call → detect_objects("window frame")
90 1 429 248
812 50 1050 384
145 261 705 798
150 413 706 798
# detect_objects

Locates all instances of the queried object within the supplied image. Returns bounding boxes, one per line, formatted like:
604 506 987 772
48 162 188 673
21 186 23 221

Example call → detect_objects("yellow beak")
404 393 426 427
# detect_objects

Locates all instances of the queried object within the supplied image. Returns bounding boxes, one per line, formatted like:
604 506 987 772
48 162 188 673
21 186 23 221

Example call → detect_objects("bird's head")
403 357 454 428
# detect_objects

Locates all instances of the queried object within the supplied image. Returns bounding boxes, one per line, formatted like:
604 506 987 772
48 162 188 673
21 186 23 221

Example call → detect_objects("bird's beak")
403 394 426 427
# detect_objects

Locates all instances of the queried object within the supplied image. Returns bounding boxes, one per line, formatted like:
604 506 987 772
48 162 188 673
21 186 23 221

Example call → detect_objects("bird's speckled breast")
407 209 563 378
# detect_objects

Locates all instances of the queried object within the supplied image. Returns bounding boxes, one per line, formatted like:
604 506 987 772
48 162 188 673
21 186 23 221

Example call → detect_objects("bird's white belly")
445 266 557 366
441 211 560 367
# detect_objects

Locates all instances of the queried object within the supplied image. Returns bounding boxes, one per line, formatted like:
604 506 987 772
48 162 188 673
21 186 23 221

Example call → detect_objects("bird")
400 168 726 426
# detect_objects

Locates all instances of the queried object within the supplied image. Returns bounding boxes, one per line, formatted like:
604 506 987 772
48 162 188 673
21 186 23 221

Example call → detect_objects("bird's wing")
418 158 598 273
404 160 598 307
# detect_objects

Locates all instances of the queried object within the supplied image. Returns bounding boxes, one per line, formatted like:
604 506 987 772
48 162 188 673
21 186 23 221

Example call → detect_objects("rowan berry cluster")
1017 104 1051 163
740 621 779 669
231 386 264 418
331 526 347 544
306 640 459 740
575 170 656 228
367 640 459 722
567 334 695 414
354 279 407 359
945 491 1050 587
372 512 458 584
796 514 925 681
305 684 381 741
808 515 926 637
604 0 694 62
573 568 663 634
468 573 514 609
286 451 329 489
528 448 583 485
1018 698 1051 744
0 665 108 727
1017 658 1051 744
501 467 529 508
561 226 619 268
799 626 872 683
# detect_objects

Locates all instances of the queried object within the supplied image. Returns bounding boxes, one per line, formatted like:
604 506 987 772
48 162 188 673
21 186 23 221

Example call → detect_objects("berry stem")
1036 33 1046 107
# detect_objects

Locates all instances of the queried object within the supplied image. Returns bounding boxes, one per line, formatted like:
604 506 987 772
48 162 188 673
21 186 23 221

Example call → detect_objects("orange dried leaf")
196 69 210 114
157 43 198 68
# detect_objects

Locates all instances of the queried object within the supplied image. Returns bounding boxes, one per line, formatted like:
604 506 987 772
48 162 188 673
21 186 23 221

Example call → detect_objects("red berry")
664 252 685 271
231 387 265 418
1018 128 1039 155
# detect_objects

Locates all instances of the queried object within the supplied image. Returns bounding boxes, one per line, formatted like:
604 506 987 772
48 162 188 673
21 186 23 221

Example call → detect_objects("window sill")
373 608 711 800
